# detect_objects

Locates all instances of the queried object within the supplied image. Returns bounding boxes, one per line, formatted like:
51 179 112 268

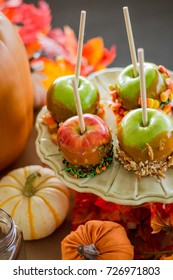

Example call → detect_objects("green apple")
47 75 99 123
116 63 167 110
117 108 173 162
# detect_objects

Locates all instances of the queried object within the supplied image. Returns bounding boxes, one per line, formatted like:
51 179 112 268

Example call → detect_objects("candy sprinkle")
63 145 113 178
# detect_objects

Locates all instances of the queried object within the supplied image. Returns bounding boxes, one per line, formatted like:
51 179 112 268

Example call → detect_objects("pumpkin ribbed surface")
0 13 33 171
0 165 70 240
61 220 134 260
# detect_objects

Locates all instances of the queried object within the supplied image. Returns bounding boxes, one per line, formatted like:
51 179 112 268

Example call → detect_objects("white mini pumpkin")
0 165 70 240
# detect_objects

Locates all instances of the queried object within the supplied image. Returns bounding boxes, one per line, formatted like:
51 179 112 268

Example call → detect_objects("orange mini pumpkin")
61 220 134 260
0 13 33 171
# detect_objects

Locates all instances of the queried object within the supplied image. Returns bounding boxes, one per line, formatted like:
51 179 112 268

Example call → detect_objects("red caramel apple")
116 108 173 178
57 113 113 178
47 75 100 123
110 63 173 121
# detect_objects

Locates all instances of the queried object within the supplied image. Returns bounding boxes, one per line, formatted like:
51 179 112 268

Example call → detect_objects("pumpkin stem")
77 244 99 260
23 172 41 197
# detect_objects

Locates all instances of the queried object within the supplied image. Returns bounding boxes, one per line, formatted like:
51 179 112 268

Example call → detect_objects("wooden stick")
138 48 148 127
123 6 138 77
72 11 86 134
75 10 86 86
72 78 86 134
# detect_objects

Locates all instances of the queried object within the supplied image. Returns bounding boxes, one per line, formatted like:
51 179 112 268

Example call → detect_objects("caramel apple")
110 63 173 120
57 113 113 178
47 75 100 123
116 63 167 109
116 108 173 178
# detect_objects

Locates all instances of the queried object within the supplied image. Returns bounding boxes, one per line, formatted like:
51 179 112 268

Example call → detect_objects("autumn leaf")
0 0 22 7
37 57 74 90
160 253 173 260
82 37 116 71
71 193 99 230
150 203 173 234
48 26 78 63
1 0 52 44
151 211 170 234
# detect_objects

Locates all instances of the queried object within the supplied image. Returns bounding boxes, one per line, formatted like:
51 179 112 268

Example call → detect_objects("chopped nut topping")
167 156 173 167
115 145 173 179
146 143 154 161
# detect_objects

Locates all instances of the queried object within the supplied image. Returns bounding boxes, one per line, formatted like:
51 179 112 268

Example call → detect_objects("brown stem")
77 244 99 260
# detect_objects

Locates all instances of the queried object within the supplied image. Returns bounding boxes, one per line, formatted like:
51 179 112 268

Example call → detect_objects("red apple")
57 114 112 167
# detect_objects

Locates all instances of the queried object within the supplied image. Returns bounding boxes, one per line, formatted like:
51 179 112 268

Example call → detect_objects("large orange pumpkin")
0 13 33 171
61 220 134 260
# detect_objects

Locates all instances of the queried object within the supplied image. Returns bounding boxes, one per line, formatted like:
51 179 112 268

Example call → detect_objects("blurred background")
25 0 173 69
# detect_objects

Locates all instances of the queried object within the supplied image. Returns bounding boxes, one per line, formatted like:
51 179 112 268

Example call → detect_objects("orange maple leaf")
82 37 116 71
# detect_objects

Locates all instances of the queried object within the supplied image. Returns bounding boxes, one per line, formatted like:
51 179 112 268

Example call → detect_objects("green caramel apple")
47 75 100 123
115 63 167 110
117 108 173 163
